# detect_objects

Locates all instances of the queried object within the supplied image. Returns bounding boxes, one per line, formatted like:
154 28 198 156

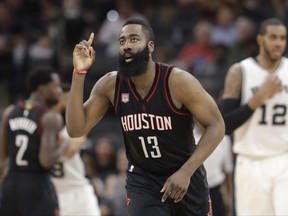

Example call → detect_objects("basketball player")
220 18 288 215
51 87 101 216
0 68 66 216
66 19 225 215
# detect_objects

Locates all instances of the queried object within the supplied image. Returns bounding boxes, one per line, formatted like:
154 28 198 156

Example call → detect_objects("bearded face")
117 45 150 78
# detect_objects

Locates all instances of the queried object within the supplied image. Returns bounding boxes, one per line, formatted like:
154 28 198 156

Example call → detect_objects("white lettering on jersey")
9 117 37 134
121 114 172 131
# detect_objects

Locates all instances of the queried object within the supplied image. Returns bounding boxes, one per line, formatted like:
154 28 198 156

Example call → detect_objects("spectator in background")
27 34 58 72
0 2 13 84
211 5 238 47
176 20 214 73
92 136 117 182
97 0 147 57
227 16 258 64
104 147 128 216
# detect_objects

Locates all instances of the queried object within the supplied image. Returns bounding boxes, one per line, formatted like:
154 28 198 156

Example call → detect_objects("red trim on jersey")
128 79 139 101
164 65 191 116
146 62 161 102
114 76 122 113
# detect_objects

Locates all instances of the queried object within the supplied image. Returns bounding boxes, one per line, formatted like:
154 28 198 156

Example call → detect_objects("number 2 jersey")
114 62 196 175
234 57 288 158
5 101 50 173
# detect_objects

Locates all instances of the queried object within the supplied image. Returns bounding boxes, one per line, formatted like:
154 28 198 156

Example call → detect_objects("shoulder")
1 104 15 122
41 110 63 131
93 71 117 91
226 63 242 79
169 67 197 83
222 62 243 98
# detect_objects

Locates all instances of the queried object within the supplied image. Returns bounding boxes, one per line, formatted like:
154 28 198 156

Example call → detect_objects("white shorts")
235 153 288 215
57 184 101 216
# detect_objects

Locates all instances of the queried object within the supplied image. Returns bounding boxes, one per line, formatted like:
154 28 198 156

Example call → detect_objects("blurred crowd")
0 0 288 215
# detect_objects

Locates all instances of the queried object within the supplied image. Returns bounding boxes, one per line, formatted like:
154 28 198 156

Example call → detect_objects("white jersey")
51 128 89 192
233 57 288 158
51 128 101 216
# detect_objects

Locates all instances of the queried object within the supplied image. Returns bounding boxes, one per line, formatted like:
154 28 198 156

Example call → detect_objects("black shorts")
125 164 212 216
0 172 59 216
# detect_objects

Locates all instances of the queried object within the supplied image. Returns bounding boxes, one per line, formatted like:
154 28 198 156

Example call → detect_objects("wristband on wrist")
73 69 87 74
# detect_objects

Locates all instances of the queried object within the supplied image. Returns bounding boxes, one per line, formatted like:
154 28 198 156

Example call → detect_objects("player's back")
7 102 49 173
0 101 59 216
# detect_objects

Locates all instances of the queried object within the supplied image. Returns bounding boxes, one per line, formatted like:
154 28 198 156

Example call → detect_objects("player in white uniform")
51 89 101 216
220 18 288 215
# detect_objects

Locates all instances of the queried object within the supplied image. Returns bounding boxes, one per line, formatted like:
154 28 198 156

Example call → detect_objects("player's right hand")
258 74 283 100
73 33 96 71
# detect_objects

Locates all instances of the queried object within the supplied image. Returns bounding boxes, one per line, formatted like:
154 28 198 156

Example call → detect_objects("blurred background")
0 0 288 215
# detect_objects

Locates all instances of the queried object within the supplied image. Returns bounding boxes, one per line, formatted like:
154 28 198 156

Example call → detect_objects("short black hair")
259 18 286 35
123 18 154 42
26 67 56 91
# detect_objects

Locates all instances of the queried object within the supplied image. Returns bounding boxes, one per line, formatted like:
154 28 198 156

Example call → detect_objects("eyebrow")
119 34 140 41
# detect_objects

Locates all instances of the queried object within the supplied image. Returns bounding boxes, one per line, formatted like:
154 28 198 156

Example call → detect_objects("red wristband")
73 69 87 74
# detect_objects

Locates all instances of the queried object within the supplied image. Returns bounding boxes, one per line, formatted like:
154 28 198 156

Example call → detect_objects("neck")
26 93 46 106
256 54 281 73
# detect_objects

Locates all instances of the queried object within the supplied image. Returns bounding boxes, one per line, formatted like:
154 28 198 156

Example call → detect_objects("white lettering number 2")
139 136 161 158
15 134 29 166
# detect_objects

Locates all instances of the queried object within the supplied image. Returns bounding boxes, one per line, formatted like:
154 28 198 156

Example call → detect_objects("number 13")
139 136 162 158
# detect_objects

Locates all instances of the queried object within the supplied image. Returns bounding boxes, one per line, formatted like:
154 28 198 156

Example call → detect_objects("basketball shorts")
0 172 59 216
125 163 212 216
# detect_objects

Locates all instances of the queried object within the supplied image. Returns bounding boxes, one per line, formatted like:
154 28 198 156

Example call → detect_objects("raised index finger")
87 33 94 46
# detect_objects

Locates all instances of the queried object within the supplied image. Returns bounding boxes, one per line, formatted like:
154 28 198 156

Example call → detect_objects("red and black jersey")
114 62 196 175
6 101 49 173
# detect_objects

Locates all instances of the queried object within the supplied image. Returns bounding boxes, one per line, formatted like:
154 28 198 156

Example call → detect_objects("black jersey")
6 101 49 173
114 62 196 175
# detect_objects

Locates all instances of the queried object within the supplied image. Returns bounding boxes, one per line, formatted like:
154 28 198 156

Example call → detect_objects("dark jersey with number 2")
114 62 196 175
0 101 59 216
6 101 49 173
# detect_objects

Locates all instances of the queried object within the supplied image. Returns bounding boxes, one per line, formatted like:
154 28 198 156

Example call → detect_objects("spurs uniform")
51 128 101 216
114 62 211 216
0 102 59 216
234 57 288 215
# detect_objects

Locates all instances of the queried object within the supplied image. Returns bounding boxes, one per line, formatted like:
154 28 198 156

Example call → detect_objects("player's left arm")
0 105 14 182
39 111 69 168
177 71 224 174
161 68 225 203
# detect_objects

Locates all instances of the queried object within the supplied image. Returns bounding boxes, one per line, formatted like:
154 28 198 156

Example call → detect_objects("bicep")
173 73 222 127
82 74 115 134
40 113 63 157
222 63 242 99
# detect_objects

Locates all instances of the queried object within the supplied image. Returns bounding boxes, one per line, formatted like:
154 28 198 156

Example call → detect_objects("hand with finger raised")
73 33 96 74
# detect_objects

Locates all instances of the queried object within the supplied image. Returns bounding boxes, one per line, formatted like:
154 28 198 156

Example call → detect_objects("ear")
148 41 154 52
256 35 262 46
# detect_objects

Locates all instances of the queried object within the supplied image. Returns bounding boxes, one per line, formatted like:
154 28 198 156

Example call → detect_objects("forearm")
66 73 86 137
219 99 254 134
40 141 69 168
180 123 225 177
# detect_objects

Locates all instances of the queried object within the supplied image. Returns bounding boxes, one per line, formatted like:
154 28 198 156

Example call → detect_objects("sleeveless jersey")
51 127 90 193
114 62 196 175
6 101 49 173
234 57 288 158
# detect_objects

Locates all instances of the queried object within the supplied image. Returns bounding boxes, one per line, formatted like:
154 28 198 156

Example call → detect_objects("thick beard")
117 45 150 78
